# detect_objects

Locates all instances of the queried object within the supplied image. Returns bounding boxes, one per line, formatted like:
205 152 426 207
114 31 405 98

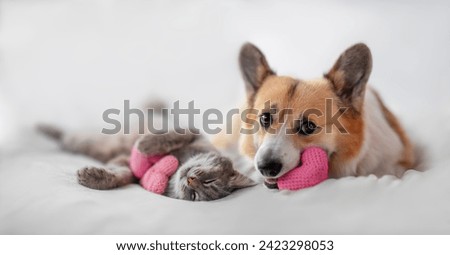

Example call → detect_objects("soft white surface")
1 0 450 234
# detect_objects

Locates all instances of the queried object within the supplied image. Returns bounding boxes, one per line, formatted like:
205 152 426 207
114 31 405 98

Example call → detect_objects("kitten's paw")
136 135 175 155
136 132 196 155
77 166 119 190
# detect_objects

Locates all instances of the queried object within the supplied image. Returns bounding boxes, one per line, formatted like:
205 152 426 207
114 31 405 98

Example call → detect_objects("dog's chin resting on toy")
264 147 329 191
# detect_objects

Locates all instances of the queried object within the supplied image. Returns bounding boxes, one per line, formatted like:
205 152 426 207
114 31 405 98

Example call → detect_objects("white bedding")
1 0 450 234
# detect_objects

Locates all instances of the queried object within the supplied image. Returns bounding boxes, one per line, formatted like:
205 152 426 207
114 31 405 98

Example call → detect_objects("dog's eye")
259 112 272 129
298 120 316 135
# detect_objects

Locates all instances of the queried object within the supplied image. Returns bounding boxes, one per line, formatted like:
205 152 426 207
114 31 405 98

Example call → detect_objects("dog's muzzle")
257 160 283 177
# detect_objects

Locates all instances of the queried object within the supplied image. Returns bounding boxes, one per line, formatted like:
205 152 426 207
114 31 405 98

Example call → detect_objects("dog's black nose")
258 160 283 177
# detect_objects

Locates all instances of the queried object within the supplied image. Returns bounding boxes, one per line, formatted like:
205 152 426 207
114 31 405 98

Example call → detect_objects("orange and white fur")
214 43 416 182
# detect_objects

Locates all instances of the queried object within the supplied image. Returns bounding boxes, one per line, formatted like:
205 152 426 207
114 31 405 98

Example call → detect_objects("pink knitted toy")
277 147 328 190
129 146 179 194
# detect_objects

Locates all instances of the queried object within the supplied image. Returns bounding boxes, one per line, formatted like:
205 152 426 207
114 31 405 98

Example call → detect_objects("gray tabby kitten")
39 126 255 201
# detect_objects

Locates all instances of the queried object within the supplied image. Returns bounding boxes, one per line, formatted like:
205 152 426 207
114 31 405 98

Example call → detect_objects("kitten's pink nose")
187 177 196 186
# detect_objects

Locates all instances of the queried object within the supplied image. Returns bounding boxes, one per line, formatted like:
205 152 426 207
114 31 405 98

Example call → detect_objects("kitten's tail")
35 98 165 141
36 123 64 142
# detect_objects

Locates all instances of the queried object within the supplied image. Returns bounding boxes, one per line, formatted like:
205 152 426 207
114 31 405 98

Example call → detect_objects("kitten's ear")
229 171 256 190
239 43 275 97
325 43 372 114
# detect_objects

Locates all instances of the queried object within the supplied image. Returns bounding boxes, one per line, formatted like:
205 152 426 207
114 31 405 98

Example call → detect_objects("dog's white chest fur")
351 89 404 177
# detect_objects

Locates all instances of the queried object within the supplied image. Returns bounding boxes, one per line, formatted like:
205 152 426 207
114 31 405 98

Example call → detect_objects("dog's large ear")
325 43 372 114
239 43 275 97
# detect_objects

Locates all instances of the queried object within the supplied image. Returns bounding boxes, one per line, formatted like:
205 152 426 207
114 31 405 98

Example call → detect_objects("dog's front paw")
77 166 118 190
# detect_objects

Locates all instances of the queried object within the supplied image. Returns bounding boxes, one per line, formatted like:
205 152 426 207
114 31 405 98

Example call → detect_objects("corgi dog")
214 43 416 184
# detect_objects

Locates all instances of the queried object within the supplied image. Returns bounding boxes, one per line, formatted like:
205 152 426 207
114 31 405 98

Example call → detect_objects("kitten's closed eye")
190 191 198 201
203 179 216 184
